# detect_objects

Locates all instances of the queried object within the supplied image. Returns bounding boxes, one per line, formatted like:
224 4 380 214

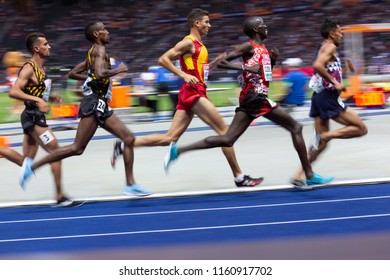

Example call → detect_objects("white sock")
234 174 244 182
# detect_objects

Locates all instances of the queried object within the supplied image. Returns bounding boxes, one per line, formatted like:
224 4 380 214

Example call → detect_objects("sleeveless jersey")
309 44 343 93
84 46 112 99
239 40 272 102
179 35 209 87
21 61 51 102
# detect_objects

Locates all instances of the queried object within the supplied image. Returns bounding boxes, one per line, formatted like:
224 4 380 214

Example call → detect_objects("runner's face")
332 25 343 46
35 37 51 58
197 16 211 36
96 23 110 44
257 21 268 39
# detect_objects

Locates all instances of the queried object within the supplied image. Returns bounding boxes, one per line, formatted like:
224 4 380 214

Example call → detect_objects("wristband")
241 64 245 71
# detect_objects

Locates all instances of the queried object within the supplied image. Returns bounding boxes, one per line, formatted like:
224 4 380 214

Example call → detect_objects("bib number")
309 74 324 93
39 130 54 145
43 79 52 101
82 77 93 96
263 65 272 81
203 64 209 84
96 99 106 113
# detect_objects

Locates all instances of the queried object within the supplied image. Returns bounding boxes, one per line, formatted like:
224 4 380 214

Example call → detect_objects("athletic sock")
234 174 244 182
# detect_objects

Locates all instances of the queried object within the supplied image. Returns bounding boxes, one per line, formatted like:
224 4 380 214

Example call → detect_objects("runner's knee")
290 122 303 135
123 135 135 147
70 144 86 156
206 135 234 147
159 134 177 146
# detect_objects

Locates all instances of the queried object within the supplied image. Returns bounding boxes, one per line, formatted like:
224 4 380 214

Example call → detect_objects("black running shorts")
78 94 113 125
21 104 48 134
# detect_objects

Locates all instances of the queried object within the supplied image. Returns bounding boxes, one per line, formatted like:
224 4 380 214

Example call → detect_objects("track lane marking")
1 213 390 243
0 195 389 224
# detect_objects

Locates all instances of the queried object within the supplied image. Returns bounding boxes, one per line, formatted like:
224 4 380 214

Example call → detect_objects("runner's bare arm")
93 46 127 79
68 59 88 81
158 38 199 85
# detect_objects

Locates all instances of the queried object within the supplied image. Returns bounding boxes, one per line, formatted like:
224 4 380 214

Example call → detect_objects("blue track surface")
0 182 389 258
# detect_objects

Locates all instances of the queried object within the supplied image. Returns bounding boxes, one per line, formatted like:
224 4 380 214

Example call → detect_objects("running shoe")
54 197 85 207
19 157 34 190
124 184 152 197
310 129 321 151
111 140 123 169
293 173 335 190
164 142 178 174
290 179 311 190
306 173 334 186
235 175 264 187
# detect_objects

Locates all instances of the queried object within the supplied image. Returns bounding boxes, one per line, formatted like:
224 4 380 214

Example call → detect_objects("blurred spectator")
278 58 309 112
138 72 158 116
149 62 183 117
1 0 389 80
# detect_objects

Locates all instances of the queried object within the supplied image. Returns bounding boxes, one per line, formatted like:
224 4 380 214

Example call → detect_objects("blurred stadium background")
0 0 389 123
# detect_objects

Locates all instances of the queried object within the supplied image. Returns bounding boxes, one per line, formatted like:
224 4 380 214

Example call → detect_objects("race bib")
338 97 345 108
263 64 272 81
82 77 93 96
266 97 277 108
309 74 324 93
203 64 209 84
96 99 106 113
106 83 113 101
42 78 52 101
39 130 54 145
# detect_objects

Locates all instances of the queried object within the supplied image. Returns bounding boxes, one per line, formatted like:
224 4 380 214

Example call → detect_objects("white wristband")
241 64 245 71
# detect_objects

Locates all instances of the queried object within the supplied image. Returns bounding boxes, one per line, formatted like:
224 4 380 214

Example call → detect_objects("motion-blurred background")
0 0 389 123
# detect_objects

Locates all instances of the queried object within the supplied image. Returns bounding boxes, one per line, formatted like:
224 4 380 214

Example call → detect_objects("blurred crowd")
0 0 389 81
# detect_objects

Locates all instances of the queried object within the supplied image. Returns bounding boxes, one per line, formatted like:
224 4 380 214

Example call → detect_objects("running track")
0 181 389 259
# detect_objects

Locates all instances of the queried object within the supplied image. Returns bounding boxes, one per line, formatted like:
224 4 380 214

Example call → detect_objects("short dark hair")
84 21 101 43
243 16 264 37
320 18 341 39
187 8 209 27
25 32 45 54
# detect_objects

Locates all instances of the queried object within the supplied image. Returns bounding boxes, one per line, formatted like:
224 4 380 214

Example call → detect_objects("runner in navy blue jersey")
291 18 367 186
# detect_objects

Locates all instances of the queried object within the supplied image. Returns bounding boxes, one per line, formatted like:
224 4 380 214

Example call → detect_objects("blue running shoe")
305 173 335 189
124 184 152 197
19 157 34 190
164 142 178 174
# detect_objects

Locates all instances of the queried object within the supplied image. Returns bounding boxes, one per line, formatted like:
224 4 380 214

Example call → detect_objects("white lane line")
1 195 390 225
1 213 390 243
1 177 389 209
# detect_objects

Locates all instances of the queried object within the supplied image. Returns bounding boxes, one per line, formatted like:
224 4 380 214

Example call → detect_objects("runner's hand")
183 73 199 86
37 99 50 113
